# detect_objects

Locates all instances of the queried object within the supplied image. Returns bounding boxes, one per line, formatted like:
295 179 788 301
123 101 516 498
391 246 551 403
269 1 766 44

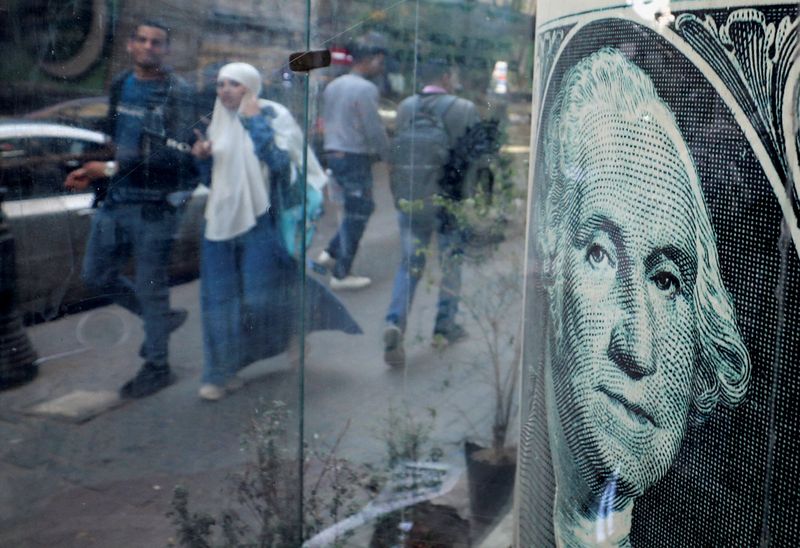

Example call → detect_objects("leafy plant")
458 256 523 454
438 151 526 456
168 400 367 548
380 404 442 468
170 486 216 548
395 144 525 457
368 404 445 547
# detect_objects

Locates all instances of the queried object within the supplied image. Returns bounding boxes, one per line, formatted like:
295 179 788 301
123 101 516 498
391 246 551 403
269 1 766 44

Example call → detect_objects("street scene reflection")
0 0 533 545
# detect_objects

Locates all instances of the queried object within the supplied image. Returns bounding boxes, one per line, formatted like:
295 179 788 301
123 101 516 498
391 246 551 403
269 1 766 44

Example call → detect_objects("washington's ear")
688 367 719 426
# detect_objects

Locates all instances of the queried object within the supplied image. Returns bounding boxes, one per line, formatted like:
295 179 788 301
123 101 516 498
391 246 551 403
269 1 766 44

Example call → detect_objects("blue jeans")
82 201 179 367
325 153 375 278
200 214 294 385
385 211 463 332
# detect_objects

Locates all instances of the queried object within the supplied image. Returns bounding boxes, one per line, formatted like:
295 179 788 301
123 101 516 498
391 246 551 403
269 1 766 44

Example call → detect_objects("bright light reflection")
627 0 676 27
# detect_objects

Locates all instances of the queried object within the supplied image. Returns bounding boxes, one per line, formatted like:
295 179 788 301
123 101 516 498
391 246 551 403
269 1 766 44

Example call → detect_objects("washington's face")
217 78 248 111
552 109 700 500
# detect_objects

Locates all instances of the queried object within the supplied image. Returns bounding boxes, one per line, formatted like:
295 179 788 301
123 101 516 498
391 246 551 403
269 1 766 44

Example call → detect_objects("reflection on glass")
194 61 360 401
383 58 484 367
61 21 197 399
0 0 535 544
317 34 390 289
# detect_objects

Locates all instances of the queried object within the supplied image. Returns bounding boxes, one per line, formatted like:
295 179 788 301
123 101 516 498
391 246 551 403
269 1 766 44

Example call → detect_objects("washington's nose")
608 282 656 380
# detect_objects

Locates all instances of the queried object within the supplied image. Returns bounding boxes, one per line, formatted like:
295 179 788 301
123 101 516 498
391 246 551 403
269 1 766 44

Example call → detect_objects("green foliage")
303 427 367 544
168 486 216 548
168 401 367 547
367 404 445 547
438 152 525 454
379 404 442 468
438 153 522 262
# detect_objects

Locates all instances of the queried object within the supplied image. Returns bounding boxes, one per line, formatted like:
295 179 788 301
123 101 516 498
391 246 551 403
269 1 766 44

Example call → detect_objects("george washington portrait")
526 47 752 547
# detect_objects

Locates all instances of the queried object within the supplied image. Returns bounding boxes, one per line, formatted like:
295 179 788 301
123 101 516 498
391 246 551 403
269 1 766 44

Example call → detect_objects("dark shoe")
139 308 188 358
167 308 189 332
432 324 468 349
383 323 405 368
119 363 174 399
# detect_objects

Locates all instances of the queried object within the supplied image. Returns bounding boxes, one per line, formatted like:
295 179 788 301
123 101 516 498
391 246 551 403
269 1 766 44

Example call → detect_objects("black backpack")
389 94 457 224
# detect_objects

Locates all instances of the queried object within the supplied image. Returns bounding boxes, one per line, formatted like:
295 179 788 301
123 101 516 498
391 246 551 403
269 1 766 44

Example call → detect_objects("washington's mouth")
598 387 656 427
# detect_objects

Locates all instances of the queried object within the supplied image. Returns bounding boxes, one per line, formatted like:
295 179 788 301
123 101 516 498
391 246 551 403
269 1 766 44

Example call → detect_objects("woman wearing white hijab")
193 62 360 401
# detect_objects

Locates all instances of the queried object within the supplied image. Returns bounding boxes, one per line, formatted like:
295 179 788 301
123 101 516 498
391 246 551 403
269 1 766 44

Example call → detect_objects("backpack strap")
415 94 457 120
428 94 458 121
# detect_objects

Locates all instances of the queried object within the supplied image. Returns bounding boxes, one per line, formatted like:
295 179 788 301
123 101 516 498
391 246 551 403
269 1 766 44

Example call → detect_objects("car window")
0 136 101 200
1 139 26 160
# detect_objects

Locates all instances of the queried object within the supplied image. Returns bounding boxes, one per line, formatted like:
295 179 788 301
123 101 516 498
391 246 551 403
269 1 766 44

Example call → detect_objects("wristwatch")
103 161 118 178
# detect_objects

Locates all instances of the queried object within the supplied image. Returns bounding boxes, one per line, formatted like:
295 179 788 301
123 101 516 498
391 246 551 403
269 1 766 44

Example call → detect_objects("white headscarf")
204 62 269 241
204 62 329 241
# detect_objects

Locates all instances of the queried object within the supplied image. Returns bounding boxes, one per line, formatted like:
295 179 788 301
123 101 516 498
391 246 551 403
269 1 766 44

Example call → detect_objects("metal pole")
0 188 38 390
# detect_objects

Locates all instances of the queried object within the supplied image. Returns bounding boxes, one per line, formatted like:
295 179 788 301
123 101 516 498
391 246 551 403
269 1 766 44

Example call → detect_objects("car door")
0 127 109 321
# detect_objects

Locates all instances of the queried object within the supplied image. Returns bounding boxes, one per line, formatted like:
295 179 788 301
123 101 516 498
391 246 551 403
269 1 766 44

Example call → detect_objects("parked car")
23 96 110 132
0 121 207 323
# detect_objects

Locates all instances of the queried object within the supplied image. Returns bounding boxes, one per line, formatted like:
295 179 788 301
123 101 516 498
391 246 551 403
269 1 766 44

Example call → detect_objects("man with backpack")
382 59 482 367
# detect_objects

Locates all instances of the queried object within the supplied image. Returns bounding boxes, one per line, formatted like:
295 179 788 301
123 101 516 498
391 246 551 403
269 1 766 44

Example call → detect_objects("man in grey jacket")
317 37 390 290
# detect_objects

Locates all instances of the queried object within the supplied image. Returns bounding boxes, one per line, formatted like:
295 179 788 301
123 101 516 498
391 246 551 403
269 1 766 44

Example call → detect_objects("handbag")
278 182 323 258
272 163 324 258
261 99 328 258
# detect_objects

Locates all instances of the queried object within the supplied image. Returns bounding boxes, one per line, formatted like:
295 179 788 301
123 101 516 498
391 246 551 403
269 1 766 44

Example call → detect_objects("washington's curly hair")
538 48 750 423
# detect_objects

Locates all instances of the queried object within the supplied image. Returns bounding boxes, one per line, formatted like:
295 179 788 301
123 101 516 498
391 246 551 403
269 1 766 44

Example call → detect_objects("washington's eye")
653 271 680 297
586 244 609 267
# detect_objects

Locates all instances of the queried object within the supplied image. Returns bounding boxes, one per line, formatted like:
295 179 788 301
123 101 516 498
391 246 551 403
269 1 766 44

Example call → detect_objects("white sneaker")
330 275 372 290
199 383 225 401
316 250 336 269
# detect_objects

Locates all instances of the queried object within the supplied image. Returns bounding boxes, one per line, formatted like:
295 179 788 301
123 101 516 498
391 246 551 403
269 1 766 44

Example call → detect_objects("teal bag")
278 182 323 258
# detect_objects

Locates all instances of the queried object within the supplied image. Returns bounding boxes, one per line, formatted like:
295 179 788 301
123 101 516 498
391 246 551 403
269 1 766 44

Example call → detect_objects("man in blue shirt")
65 20 197 398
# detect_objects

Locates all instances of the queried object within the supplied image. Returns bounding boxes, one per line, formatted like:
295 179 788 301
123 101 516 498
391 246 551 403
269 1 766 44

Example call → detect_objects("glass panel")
519 1 800 546
0 2 312 545
303 0 534 544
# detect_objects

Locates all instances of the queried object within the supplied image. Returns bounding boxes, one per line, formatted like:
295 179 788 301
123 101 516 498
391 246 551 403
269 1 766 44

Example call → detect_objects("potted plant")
459 257 522 526
439 154 525 526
